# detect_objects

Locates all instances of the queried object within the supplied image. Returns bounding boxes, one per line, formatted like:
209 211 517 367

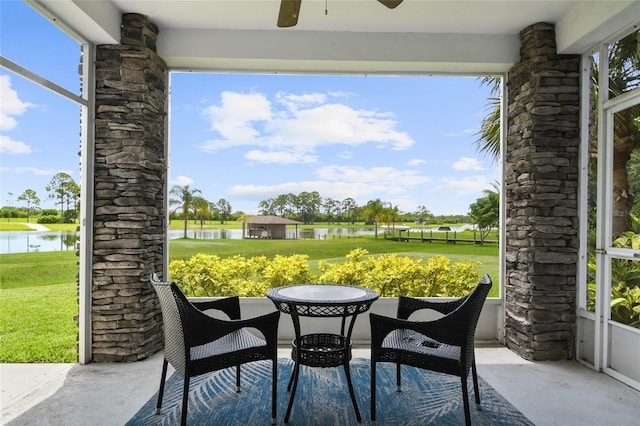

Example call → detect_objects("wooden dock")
383 229 498 245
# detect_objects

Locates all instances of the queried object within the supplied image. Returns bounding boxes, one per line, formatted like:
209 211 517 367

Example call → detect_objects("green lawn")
0 223 34 231
0 251 79 362
0 235 498 362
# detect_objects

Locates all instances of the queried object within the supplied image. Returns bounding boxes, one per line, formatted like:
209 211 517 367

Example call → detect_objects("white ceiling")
32 0 640 74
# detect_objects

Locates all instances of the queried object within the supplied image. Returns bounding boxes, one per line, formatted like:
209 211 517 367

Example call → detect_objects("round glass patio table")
267 284 379 424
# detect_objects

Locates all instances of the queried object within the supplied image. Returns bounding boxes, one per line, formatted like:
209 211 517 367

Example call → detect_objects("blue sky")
1 1 498 216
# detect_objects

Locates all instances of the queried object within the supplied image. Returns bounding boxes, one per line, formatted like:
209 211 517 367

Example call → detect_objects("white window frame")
0 8 95 364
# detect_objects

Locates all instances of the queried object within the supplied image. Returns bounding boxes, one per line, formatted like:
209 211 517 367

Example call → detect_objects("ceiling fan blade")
378 0 403 9
277 0 302 28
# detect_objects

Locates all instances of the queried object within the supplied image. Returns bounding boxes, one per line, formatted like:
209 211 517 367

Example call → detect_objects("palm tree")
475 76 502 163
475 30 640 237
595 31 640 237
362 199 384 226
169 185 201 238
192 196 210 230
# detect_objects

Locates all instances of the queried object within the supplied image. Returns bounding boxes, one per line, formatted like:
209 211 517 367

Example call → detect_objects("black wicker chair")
370 274 492 426
150 274 280 425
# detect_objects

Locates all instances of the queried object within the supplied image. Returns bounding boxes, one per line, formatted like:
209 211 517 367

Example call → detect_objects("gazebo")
242 215 301 239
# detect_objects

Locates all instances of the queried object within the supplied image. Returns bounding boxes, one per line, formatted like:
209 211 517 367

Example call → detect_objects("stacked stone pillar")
92 14 166 361
504 23 580 360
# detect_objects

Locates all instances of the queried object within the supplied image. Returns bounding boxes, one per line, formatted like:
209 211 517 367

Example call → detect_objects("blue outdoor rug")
127 358 533 425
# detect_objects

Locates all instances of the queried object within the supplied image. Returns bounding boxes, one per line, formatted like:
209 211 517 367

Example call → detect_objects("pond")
0 227 376 254
169 227 376 241
0 225 475 254
0 231 79 254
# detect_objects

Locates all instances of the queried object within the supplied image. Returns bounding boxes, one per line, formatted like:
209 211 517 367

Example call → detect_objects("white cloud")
276 91 326 111
245 150 317 164
446 128 475 137
407 158 426 167
171 175 194 186
200 91 272 150
228 180 385 203
0 166 58 176
0 135 32 154
452 157 485 171
227 164 431 205
14 166 57 175
198 90 415 160
0 75 33 131
430 176 491 195
226 163 433 208
316 165 430 186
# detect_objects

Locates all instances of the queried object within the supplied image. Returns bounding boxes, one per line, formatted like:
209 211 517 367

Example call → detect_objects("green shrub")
262 254 315 287
38 215 60 224
170 248 481 298
587 214 640 328
318 249 480 297
169 253 265 297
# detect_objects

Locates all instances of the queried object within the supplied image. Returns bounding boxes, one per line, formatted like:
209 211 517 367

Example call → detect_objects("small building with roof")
241 215 302 239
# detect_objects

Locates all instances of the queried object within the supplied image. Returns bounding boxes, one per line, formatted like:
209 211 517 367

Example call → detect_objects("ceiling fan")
277 0 404 28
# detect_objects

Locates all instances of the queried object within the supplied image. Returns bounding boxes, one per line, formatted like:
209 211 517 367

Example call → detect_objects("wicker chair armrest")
187 310 280 348
397 295 467 319
232 310 281 344
192 296 241 320
370 312 466 349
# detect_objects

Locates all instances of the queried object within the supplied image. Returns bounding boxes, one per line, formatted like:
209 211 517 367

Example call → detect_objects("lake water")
0 227 376 254
0 225 474 254
167 227 379 241
0 231 79 254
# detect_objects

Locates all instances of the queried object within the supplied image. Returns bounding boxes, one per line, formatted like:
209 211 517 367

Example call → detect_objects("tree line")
2 172 79 223
168 184 499 240
3 178 493 234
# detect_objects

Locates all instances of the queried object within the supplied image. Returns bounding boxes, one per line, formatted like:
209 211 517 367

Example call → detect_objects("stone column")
504 23 580 361
92 14 166 361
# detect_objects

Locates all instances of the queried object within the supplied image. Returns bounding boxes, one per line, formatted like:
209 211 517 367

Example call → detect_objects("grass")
0 235 498 363
0 251 79 290
0 251 79 362
0 223 34 231
0 218 78 232
0 283 78 362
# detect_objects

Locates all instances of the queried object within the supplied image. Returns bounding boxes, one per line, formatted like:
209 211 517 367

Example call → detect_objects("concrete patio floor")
1 345 638 425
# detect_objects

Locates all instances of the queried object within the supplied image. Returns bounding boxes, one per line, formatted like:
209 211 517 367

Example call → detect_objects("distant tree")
231 210 245 221
362 199 384 225
415 205 434 224
380 204 402 231
64 179 80 223
258 198 276 215
281 193 297 217
297 191 322 224
6 192 13 222
324 197 339 223
341 197 358 224
469 190 500 243
169 185 201 238
45 172 76 223
216 198 232 224
192 196 210 229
